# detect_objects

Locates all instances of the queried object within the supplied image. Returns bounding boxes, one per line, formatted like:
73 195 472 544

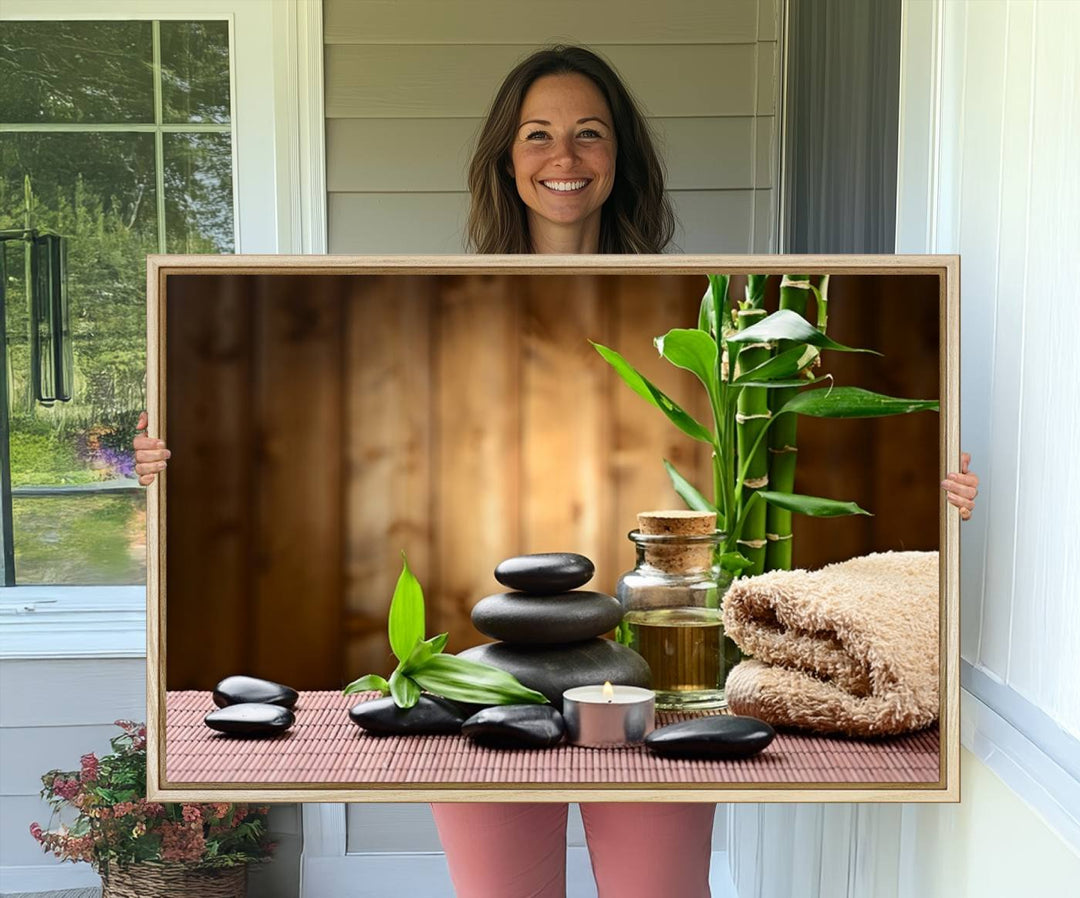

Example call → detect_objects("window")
0 18 235 585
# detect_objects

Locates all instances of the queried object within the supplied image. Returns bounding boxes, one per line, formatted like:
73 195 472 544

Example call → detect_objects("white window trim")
0 0 327 657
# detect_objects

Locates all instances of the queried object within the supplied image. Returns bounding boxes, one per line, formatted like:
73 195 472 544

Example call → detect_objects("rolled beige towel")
722 551 939 737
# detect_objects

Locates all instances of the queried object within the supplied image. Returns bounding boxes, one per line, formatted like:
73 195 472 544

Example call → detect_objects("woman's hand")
941 451 978 521
133 411 170 486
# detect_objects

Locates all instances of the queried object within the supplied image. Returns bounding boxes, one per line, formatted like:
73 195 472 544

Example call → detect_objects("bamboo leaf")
733 374 831 389
402 631 450 673
409 654 550 705
592 341 716 444
654 328 720 406
425 632 449 655
389 668 420 708
342 674 391 696
779 386 939 418
728 309 878 355
732 345 819 385
663 458 718 512
719 551 754 573
710 274 729 340
388 553 425 662
757 491 871 517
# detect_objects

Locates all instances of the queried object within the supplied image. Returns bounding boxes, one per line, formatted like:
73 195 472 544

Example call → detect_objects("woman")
135 45 979 898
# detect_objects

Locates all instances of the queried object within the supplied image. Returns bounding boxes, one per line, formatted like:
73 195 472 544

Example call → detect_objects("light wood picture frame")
146 254 960 803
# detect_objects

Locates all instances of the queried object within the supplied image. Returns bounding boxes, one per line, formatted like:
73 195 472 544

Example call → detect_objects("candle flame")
602 681 615 701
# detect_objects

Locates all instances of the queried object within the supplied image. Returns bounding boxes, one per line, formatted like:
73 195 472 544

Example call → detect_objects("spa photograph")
150 259 955 806
2 2 1076 898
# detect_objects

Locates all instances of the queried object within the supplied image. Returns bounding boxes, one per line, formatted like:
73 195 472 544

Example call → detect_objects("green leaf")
757 490 871 517
342 673 391 696
592 341 716 444
732 344 819 385
389 668 421 708
698 274 729 339
727 309 878 355
425 632 449 655
779 386 939 418
402 632 450 672
388 553 425 663
719 551 754 573
663 458 717 512
654 328 720 407
409 653 550 705
732 374 832 389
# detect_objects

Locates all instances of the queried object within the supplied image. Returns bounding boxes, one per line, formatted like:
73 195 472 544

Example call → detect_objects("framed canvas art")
145 254 960 803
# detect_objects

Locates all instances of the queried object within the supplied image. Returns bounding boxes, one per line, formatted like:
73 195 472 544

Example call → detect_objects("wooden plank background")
165 273 938 690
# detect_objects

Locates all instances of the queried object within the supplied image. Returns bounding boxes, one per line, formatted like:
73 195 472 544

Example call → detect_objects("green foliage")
343 553 549 708
593 275 940 576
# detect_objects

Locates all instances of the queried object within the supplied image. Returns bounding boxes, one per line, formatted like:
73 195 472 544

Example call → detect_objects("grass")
13 493 146 585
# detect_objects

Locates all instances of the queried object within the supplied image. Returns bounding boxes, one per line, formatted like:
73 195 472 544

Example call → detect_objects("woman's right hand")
133 411 170 486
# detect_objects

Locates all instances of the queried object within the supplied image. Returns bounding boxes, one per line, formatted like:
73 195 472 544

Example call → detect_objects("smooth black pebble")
349 695 474 736
471 591 623 643
212 675 299 710
644 716 776 759
204 702 294 736
462 705 565 749
458 639 651 711
494 553 595 594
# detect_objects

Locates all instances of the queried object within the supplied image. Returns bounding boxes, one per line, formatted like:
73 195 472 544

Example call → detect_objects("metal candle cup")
562 683 656 747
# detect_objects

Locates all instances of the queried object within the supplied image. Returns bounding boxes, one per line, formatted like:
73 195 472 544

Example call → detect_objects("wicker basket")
100 862 247 897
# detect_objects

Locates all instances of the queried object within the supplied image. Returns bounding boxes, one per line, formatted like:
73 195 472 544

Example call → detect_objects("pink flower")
160 821 205 863
112 801 136 818
80 753 99 782
181 805 202 824
52 777 80 801
29 822 43 842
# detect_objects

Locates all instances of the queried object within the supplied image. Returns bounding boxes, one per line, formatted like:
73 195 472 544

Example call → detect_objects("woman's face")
509 73 617 243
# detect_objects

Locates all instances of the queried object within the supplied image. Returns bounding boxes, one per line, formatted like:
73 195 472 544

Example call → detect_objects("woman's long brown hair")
466 46 676 254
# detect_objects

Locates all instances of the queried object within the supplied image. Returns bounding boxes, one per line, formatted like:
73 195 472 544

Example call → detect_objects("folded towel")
722 551 939 737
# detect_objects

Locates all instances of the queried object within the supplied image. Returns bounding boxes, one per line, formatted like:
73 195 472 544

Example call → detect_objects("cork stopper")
636 510 717 572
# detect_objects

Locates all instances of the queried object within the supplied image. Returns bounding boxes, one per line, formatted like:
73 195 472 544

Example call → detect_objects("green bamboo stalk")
764 274 828 570
734 275 770 576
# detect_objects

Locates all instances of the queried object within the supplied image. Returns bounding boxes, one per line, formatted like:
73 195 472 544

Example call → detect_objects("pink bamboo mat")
165 691 940 788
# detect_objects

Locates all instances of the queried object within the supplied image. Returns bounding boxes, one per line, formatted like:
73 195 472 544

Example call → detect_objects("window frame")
0 0 326 657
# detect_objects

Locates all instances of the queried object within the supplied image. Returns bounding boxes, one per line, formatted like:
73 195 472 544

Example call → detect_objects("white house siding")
323 0 781 254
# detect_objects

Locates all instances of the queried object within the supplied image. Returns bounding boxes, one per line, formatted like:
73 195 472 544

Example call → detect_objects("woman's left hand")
942 452 979 521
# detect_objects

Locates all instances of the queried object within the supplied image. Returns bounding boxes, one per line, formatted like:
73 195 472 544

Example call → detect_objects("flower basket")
101 861 246 898
31 721 273 889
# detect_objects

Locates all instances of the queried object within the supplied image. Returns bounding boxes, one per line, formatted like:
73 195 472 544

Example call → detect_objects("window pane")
164 133 235 252
12 493 146 585
2 131 157 503
160 20 232 124
0 21 154 124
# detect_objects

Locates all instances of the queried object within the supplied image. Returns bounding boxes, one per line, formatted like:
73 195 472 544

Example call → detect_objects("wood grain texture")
432 276 522 653
164 275 254 690
250 276 345 688
520 276 610 587
342 275 435 682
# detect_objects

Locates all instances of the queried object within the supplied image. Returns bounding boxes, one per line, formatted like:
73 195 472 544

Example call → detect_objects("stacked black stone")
204 675 297 736
458 553 651 714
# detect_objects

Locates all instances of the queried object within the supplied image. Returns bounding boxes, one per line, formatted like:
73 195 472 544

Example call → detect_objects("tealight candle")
562 681 656 747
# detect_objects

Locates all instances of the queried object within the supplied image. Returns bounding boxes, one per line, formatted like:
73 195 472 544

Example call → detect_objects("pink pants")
431 802 716 898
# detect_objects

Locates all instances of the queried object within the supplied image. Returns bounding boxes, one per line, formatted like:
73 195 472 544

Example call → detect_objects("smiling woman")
465 45 675 254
